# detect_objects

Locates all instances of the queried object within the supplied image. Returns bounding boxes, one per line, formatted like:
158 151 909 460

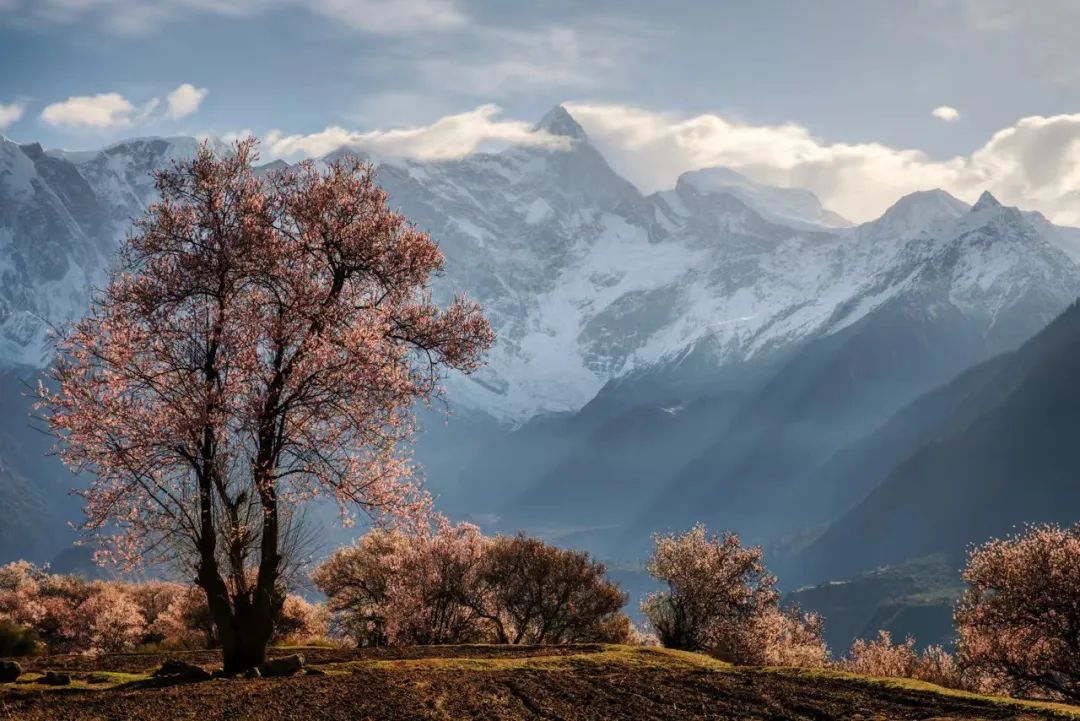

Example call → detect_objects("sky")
2 0 1080 223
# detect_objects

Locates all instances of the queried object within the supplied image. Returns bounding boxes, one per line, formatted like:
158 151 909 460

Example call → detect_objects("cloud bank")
246 101 1080 226
563 103 1080 226
265 104 569 161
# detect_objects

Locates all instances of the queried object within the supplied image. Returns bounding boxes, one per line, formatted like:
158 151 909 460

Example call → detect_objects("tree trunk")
200 567 278 675
220 619 272 675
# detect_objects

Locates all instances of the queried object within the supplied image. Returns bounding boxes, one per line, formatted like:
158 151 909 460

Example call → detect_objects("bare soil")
2 645 1075 720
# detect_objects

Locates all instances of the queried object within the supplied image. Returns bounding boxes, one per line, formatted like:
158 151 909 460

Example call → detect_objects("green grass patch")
5 670 151 693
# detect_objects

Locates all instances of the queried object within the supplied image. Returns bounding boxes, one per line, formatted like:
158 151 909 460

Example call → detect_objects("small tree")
642 524 778 662
272 594 330 645
956 524 1080 701
314 521 490 646
312 528 407 646
315 525 630 646
71 584 147 653
38 141 493 672
467 533 628 645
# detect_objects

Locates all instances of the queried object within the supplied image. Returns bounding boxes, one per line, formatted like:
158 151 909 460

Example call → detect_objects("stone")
304 668 327 677
0 660 21 683
152 659 212 681
39 671 71 686
260 654 305 677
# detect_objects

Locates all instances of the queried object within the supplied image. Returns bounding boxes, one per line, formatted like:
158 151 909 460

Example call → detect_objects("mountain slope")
495 190 1080 557
798 299 1080 583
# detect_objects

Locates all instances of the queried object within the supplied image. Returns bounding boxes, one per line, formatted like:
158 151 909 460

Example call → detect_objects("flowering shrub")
752 606 829 667
70 584 147 653
955 523 1080 701
0 561 329 655
839 630 918 678
913 644 963 688
314 522 630 646
837 631 967 690
274 594 331 645
642 524 826 666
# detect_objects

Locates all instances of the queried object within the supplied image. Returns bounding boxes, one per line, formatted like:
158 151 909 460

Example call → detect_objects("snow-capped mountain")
5 105 1080 565
2 107 1080 426
0 136 218 367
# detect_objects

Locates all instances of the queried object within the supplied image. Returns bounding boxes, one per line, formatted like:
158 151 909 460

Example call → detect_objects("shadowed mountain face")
796 299 1080 585
3 107 1080 570
0 370 81 561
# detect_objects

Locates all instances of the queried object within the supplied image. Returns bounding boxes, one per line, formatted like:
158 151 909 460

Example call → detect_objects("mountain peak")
535 105 588 142
871 189 969 234
972 190 1002 212
676 166 852 229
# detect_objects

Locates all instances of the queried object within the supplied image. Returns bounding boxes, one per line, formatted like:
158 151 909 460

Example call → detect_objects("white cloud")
407 23 644 98
563 103 1080 226
38 84 206 130
0 101 24 131
2 0 464 36
264 104 569 161
932 105 960 122
40 93 137 129
166 83 207 119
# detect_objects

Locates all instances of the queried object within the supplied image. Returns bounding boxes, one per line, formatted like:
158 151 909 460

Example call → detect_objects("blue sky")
2 1 1080 223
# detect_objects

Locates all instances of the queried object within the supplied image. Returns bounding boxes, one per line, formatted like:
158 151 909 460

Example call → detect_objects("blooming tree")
273 594 331 645
71 584 148 653
38 140 493 672
642 524 779 662
314 523 631 646
956 524 1080 701
314 521 492 646
465 532 629 645
312 526 408 646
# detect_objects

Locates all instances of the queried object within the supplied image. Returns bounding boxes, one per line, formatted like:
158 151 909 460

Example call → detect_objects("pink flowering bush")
0 561 329 654
837 630 966 689
273 594 331 645
70 584 147 653
955 523 1080 701
314 521 630 646
642 524 826 666
839 630 919 678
